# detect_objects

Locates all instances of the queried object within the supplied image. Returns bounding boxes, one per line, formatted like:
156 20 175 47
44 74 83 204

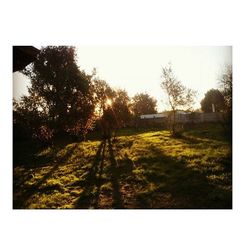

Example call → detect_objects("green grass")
13 124 232 209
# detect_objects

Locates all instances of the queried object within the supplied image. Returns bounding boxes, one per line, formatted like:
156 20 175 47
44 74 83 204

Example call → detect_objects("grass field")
13 124 232 209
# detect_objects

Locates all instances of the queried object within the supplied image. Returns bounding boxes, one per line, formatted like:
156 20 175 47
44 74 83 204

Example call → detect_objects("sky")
13 46 232 112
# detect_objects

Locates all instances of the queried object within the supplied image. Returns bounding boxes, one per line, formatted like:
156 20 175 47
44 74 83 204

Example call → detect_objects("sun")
106 98 112 106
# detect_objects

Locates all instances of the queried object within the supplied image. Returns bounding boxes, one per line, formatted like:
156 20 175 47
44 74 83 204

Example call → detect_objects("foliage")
91 78 118 137
100 107 118 139
112 89 132 127
218 64 232 113
13 92 53 143
92 80 132 135
200 89 225 112
161 64 196 134
218 65 232 136
92 78 115 117
131 93 157 117
23 46 95 138
161 64 196 111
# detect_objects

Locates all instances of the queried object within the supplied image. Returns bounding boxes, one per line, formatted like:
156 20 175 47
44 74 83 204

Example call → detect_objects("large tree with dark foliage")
131 93 157 117
200 89 225 112
92 78 132 134
23 46 95 139
92 78 115 117
13 92 52 143
112 89 132 128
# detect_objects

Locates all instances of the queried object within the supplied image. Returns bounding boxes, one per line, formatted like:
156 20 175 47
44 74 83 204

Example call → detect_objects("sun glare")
106 98 112 106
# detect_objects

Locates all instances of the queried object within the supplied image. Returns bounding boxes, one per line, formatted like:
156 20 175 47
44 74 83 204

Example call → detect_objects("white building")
140 113 166 119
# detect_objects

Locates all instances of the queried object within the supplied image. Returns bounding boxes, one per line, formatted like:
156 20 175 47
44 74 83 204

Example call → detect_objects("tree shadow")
74 140 106 208
170 133 201 145
13 143 79 208
75 138 125 209
107 138 124 208
13 140 45 168
183 123 231 143
13 137 75 168
134 144 232 209
74 134 232 209
14 127 231 209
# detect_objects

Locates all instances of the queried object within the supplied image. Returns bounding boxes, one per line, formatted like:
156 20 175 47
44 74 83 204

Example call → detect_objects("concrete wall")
139 112 224 125
187 112 224 123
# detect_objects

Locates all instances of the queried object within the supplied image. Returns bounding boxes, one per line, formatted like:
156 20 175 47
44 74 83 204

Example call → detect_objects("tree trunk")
172 110 176 135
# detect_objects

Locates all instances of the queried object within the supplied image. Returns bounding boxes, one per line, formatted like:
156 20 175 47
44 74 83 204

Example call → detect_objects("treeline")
200 65 232 135
13 46 157 143
14 46 232 143
161 62 232 136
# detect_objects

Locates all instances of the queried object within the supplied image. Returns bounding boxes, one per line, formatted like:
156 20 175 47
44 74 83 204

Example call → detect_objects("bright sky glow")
13 46 232 112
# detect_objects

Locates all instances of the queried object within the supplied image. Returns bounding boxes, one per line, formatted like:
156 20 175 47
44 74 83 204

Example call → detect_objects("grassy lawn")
13 124 232 209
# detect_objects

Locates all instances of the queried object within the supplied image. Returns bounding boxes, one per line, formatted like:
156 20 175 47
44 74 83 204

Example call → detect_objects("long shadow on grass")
75 139 125 209
135 144 232 209
13 138 75 168
183 124 231 143
107 138 124 208
13 143 79 209
174 134 232 173
13 140 77 193
73 132 232 209
75 140 106 208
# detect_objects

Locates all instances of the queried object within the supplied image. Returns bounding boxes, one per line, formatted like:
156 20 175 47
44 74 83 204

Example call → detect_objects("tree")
200 89 225 112
218 64 232 113
161 64 196 135
112 89 132 128
92 78 115 117
131 93 157 117
101 107 117 139
23 46 95 138
91 78 120 138
218 64 232 137
13 92 52 143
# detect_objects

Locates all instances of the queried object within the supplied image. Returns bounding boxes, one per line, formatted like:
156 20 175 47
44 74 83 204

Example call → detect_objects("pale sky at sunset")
13 46 232 112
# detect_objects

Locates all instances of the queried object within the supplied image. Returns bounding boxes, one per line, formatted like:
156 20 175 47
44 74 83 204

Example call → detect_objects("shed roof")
13 46 40 72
